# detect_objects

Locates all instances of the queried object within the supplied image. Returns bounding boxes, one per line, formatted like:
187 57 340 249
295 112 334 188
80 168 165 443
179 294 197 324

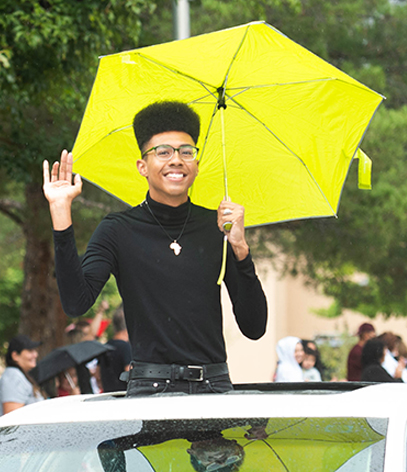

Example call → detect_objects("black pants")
126 373 233 397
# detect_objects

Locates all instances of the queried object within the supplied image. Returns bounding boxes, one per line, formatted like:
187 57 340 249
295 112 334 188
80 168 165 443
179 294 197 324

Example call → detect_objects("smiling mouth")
165 172 186 180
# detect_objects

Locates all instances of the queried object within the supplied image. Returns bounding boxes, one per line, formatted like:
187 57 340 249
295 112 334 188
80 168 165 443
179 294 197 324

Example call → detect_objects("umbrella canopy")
72 21 383 228
97 417 385 471
30 340 115 385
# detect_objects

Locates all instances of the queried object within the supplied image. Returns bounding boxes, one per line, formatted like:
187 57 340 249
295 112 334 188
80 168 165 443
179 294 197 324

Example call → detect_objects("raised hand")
43 150 82 205
43 150 82 230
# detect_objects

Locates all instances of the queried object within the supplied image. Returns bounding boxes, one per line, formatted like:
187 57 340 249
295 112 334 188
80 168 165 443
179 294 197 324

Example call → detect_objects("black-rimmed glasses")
142 144 199 161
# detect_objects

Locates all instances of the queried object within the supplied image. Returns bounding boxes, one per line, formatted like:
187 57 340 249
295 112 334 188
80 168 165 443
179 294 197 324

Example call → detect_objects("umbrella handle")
65 371 76 390
217 235 228 285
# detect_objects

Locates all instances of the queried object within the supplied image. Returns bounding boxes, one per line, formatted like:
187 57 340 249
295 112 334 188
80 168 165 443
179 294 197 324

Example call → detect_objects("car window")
0 417 387 472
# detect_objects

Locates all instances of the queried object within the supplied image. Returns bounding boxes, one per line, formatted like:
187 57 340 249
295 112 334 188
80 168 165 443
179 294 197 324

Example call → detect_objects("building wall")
223 258 407 384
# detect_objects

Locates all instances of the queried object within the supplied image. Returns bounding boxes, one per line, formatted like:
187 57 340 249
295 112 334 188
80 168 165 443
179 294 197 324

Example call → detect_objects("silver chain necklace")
143 200 191 256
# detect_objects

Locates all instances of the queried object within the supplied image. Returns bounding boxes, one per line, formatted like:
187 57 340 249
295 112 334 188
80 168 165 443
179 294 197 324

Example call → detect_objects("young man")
347 323 376 381
43 101 267 396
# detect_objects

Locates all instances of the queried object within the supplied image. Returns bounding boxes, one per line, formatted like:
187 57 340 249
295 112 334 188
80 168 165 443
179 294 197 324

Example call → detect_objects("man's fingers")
74 173 82 191
59 149 70 181
50 161 60 182
43 160 50 185
65 152 74 181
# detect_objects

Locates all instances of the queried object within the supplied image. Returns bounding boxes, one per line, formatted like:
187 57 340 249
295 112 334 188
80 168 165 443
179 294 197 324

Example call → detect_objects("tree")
0 0 152 353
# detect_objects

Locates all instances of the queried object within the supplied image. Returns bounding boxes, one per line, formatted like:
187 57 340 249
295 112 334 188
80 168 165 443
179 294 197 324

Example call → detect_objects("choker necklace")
143 200 191 256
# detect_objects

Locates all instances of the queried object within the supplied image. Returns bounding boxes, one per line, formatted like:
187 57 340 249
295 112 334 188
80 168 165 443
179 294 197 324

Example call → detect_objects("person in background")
301 347 322 382
100 306 132 392
65 300 109 394
361 338 403 382
347 323 376 381
57 367 80 396
274 336 305 382
0 335 44 415
378 332 407 382
301 339 325 380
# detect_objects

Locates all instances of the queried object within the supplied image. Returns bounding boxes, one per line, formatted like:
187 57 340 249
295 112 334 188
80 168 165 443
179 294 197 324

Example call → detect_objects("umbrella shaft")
220 106 229 200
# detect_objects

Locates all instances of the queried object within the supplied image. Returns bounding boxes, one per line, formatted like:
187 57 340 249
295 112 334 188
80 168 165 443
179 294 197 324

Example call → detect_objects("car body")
0 382 405 471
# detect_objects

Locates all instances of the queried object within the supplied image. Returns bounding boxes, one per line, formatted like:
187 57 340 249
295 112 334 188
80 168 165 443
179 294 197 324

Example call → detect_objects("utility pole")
172 0 191 40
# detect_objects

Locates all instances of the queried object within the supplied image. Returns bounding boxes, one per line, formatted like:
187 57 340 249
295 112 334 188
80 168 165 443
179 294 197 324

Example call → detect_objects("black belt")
120 362 229 382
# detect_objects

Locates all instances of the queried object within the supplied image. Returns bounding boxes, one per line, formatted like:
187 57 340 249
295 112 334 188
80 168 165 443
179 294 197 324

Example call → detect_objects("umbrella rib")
135 52 218 93
73 124 134 163
221 24 251 91
226 78 337 100
190 101 219 178
227 78 337 95
134 25 251 99
225 94 337 217
260 440 290 472
267 418 309 436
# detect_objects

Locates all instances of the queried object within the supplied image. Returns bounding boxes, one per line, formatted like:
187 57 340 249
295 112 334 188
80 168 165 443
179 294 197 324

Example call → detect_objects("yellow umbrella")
73 21 382 225
72 21 383 278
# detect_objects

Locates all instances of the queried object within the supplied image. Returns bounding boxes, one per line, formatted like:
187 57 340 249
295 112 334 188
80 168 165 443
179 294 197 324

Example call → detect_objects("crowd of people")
273 337 324 382
0 302 132 415
273 322 407 384
1 318 406 415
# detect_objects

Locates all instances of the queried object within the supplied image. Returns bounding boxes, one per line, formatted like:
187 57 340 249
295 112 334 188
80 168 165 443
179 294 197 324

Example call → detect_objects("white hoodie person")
275 336 305 382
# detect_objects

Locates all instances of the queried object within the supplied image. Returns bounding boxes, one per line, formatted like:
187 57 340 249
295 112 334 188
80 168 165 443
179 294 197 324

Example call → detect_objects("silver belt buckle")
187 365 204 381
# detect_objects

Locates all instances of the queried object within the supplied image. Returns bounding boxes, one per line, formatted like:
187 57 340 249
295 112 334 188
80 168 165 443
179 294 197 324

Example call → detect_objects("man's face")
361 330 376 342
137 131 199 207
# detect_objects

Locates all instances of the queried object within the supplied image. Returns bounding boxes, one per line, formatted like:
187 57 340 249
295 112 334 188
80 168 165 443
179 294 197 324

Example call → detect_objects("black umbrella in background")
30 340 115 385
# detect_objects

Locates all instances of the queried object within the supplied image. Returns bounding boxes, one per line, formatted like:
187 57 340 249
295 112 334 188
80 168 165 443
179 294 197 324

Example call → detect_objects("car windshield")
0 417 387 472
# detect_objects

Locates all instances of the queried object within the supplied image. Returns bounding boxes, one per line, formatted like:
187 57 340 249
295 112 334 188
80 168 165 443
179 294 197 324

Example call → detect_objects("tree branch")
0 198 24 226
74 196 117 213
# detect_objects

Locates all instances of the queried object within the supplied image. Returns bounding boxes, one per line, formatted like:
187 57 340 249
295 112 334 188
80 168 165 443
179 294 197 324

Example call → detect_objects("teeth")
167 173 184 179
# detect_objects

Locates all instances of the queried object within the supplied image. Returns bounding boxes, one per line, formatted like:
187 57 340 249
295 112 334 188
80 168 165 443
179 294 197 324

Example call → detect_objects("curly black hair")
133 101 200 152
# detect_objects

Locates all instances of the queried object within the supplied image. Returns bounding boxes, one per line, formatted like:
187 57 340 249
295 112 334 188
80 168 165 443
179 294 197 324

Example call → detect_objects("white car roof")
0 382 405 426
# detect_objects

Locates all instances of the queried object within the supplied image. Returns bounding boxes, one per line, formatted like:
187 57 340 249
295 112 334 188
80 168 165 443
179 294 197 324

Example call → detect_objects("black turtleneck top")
53 194 267 365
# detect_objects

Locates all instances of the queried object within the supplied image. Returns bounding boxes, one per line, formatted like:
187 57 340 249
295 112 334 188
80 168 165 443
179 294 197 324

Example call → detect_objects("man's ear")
137 159 148 177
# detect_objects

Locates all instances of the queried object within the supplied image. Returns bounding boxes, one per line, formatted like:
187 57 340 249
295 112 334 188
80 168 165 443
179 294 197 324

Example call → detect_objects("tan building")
223 258 407 383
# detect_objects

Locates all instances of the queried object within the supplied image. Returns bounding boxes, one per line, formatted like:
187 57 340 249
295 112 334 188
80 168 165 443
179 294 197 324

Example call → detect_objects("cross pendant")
169 241 182 256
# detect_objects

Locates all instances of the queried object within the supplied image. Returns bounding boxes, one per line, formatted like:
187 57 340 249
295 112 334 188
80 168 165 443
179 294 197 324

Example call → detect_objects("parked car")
0 382 405 471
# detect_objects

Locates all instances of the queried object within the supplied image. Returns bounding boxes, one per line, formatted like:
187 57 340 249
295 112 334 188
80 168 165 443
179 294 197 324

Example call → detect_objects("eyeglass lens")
155 145 197 160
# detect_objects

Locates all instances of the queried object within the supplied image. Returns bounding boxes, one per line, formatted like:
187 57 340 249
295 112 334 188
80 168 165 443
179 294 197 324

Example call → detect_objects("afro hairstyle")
133 101 200 152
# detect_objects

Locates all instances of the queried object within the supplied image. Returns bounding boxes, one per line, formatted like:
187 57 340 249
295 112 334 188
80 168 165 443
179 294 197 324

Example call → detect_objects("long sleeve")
53 224 113 317
224 250 268 340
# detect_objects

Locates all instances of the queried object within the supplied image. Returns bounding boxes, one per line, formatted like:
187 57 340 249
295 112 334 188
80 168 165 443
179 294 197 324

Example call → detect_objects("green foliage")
312 300 343 319
317 331 356 380
0 213 24 347
0 0 155 184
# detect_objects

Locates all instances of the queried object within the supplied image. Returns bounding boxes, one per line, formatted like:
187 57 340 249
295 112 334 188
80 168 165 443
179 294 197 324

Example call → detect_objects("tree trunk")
19 182 66 358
